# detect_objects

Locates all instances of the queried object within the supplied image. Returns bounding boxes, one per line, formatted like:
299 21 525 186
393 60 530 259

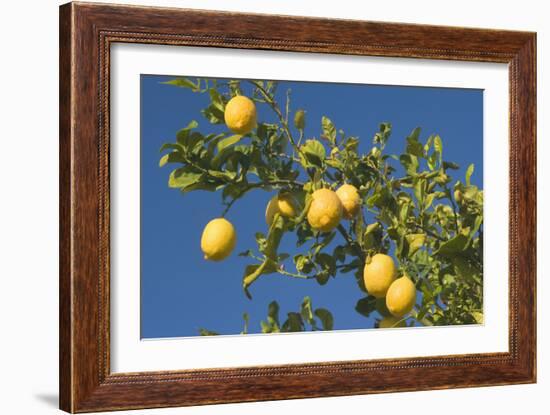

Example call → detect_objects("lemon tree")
160 77 484 332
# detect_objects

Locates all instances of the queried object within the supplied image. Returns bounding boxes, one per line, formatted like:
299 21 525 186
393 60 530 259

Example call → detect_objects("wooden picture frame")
59 2 536 412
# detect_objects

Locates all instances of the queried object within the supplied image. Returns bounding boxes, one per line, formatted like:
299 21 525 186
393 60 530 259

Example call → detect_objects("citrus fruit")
386 276 416 318
378 316 406 329
336 184 361 219
265 193 299 226
224 95 257 134
200 218 237 261
363 253 397 298
306 188 343 232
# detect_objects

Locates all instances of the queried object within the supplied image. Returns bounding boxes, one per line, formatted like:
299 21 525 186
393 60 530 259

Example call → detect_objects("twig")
337 224 365 263
445 186 460 233
249 81 303 158
412 223 446 242
275 268 315 280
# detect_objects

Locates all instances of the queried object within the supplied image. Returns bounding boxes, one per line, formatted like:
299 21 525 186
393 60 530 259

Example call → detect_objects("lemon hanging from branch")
386 276 416 318
363 254 397 298
201 218 237 261
306 188 343 232
336 184 361 219
265 193 300 226
224 95 257 135
161 77 484 329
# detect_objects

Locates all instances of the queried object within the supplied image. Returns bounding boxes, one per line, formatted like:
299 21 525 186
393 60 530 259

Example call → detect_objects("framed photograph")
59 2 536 412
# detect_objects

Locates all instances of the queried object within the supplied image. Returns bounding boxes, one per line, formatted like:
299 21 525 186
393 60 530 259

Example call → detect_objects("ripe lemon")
224 95 257 135
306 188 343 232
336 184 361 219
378 316 406 329
363 253 396 298
386 276 416 318
200 218 237 261
265 193 299 226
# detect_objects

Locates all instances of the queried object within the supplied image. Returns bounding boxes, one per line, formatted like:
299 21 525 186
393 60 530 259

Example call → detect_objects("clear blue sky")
140 75 483 338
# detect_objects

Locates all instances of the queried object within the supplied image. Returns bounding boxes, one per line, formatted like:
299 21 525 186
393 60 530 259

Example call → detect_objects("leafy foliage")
161 78 483 332
201 297 334 335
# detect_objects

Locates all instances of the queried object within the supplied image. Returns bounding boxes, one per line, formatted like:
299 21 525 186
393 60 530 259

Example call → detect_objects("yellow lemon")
363 253 396 298
378 316 406 329
200 218 237 261
265 193 299 226
336 184 361 219
306 188 343 232
224 95 257 135
386 276 416 318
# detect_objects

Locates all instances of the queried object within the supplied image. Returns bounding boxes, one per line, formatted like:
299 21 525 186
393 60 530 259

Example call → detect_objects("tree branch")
249 81 303 158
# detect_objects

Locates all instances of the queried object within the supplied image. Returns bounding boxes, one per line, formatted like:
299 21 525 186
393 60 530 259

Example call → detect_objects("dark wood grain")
59 2 536 412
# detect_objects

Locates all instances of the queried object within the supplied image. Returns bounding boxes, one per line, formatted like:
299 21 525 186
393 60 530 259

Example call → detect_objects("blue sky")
140 75 483 338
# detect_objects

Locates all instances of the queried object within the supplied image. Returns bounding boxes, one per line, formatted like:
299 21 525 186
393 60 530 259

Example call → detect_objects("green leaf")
406 128 424 158
242 259 277 296
300 139 326 168
427 151 438 171
364 222 380 236
375 298 392 317
436 234 469 256
216 134 243 153
355 296 377 318
209 88 225 112
470 214 483 240
300 296 314 324
321 116 336 144
406 233 426 256
465 163 474 186
176 120 199 145
282 312 304 332
315 253 337 277
201 105 225 125
222 182 248 201
424 193 436 210
294 254 314 274
315 270 330 285
265 214 285 259
159 142 184 153
168 170 202 189
373 122 392 147
314 308 334 330
259 301 281 333
268 301 280 326
434 135 443 160
443 161 460 170
453 257 481 285
159 154 169 167
199 328 220 336
413 178 426 203
424 134 434 154
400 154 419 175
160 150 185 166
163 78 200 91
